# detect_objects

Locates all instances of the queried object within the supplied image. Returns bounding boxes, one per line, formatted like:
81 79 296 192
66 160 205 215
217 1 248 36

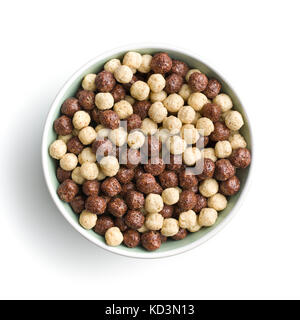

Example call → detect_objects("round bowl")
42 44 253 259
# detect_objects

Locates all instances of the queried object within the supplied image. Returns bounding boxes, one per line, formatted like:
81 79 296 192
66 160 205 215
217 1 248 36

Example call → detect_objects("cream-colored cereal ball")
138 54 152 73
178 106 196 124
201 148 217 162
100 156 120 177
155 128 170 144
183 147 202 166
185 69 201 82
73 110 91 130
198 208 218 227
213 93 233 112
95 92 114 110
208 193 228 211
163 93 184 113
82 73 97 91
80 162 99 180
97 165 107 181
109 127 128 146
179 84 193 101
180 124 200 144
95 125 110 138
196 117 214 136
49 140 67 160
130 81 150 101
150 90 167 103
225 111 244 131
148 102 168 123
191 112 201 125
114 65 133 84
123 51 142 69
113 100 133 119
199 178 219 197
125 95 135 105
78 126 97 145
163 116 182 135
145 194 164 213
127 131 145 149
141 118 158 135
78 147 96 164
179 210 197 229
162 187 180 205
145 213 164 231
188 92 208 112
166 136 187 155
215 141 232 158
79 210 97 230
104 58 121 73
58 134 72 144
105 227 123 246
161 218 179 237
188 221 202 233
147 74 166 93
71 167 85 184
229 132 247 149
60 153 78 171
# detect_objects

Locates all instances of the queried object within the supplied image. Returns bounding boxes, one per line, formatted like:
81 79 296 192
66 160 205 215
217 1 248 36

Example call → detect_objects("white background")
0 0 299 300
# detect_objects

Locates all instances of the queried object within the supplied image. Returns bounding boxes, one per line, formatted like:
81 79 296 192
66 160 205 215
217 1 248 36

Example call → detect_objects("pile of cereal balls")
49 51 251 251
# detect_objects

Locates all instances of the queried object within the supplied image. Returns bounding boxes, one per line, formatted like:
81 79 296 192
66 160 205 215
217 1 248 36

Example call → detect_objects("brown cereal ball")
126 114 142 132
120 182 136 198
178 190 197 211
92 138 114 156
220 175 240 196
114 217 128 232
172 228 188 240
111 84 126 102
95 71 116 92
90 108 102 124
178 169 198 189
210 121 230 142
136 173 156 194
101 177 122 197
123 229 141 248
99 110 120 129
165 73 183 94
107 198 128 217
144 157 165 176
94 215 114 236
152 183 163 195
125 210 145 229
85 195 107 214
150 52 172 74
77 90 95 110
215 159 236 181
229 148 251 168
142 135 161 158
141 231 161 251
188 72 208 92
132 100 151 120
160 204 174 218
56 167 71 183
57 179 79 203
61 98 81 117
203 79 222 99
171 60 189 77
70 195 85 214
166 154 183 172
82 180 100 196
54 115 73 136
197 158 216 181
120 149 141 169
134 166 145 180
193 194 207 213
115 166 135 184
126 190 145 210
67 137 84 155
201 103 222 123
159 171 178 189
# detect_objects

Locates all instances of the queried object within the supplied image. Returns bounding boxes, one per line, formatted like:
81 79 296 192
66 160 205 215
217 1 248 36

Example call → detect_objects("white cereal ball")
199 178 219 197
80 162 99 180
225 110 244 131
161 218 179 237
58 134 73 144
73 111 91 130
180 124 200 145
145 213 164 231
162 187 180 205
71 167 85 184
49 140 67 159
130 81 150 101
147 74 166 93
185 69 201 82
127 131 145 149
95 125 110 138
79 210 97 230
78 147 96 164
201 148 217 162
213 93 233 112
191 111 201 125
166 136 187 155
188 92 208 112
137 224 149 233
113 100 133 119
145 194 164 213
138 54 152 73
104 58 121 73
78 126 97 145
196 117 214 136
229 132 247 149
109 127 128 146
95 92 114 110
155 128 170 144
105 227 123 246
82 74 97 91
60 153 78 171
97 165 107 181
150 90 167 103
179 84 193 101
208 193 228 211
183 147 202 166
188 221 202 233
198 208 218 227
178 105 196 124
179 210 197 229
114 65 133 84
123 51 142 69
100 156 120 177
163 115 182 135
141 118 158 135
148 102 168 123
215 140 232 158
125 95 135 105
163 93 184 113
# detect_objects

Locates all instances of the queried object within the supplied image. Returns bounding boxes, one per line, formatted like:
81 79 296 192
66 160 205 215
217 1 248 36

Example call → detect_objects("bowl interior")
43 46 252 258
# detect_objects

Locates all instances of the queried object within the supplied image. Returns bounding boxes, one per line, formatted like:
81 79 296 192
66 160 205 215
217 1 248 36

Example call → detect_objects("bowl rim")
41 43 254 259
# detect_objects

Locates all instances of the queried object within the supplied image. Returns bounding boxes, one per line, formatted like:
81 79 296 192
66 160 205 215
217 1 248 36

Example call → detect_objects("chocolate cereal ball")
95 71 116 92
203 79 222 99
111 84 126 102
136 173 157 194
150 52 172 74
126 190 145 210
210 122 230 142
229 148 251 168
98 110 120 130
171 60 189 77
165 73 183 94
123 229 140 248
159 171 178 189
54 115 73 136
188 72 208 92
94 215 114 236
220 175 240 196
178 169 198 189
201 103 222 123
172 228 188 241
57 179 79 202
178 190 197 211
144 157 165 176
77 90 95 110
101 177 122 197
92 138 114 156
116 167 135 184
159 204 174 218
61 97 81 117
126 114 142 132
82 180 100 196
193 194 207 213
114 217 128 232
134 166 145 180
214 159 236 181
85 195 107 214
125 210 145 229
141 231 161 251
107 198 128 217
56 167 71 183
67 137 84 155
70 195 85 214
120 182 135 198
197 158 216 180
152 183 163 195
132 100 151 120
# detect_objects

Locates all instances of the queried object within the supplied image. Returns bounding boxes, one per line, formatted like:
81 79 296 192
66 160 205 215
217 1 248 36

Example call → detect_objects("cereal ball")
130 81 150 101
178 106 196 124
171 60 189 77
163 93 184 113
121 182 135 197
72 167 85 184
197 158 215 180
58 134 73 144
159 171 178 189
57 179 79 202
189 72 208 92
208 193 227 211
78 147 96 164
138 54 152 73
202 148 217 162
90 108 102 124
225 111 244 131
145 194 164 214
49 140 67 159
159 204 174 218
215 159 235 181
220 175 240 196
82 180 100 196
125 210 145 229
145 213 164 231
141 118 158 135
213 93 233 112
113 65 133 84
108 198 128 217
203 79 222 99
100 156 120 177
125 95 135 105
120 149 141 168
180 124 200 145
163 116 182 135
123 51 142 69
94 215 114 236
60 153 78 171
215 141 232 158
188 222 202 233
126 190 144 210
183 147 201 166
113 100 133 119
229 147 251 168
104 58 121 73
101 177 122 197
152 183 163 195
115 166 135 184
179 210 197 229
114 217 128 232
198 208 218 227
61 98 81 117
80 162 99 180
109 127 128 146
165 73 183 94
99 110 120 130
210 122 230 142
77 90 95 110
148 102 168 124
72 111 91 130
105 227 123 246
151 52 172 74
185 69 201 82
97 166 107 181
150 90 167 103
141 231 161 251
67 137 84 155
92 138 114 156
162 187 180 205
54 115 73 136
160 218 179 237
95 92 114 110
123 229 140 248
56 167 71 183
201 103 222 123
178 169 198 189
179 84 192 102
172 227 188 240
147 74 166 93
127 131 145 149
193 194 207 213
178 190 197 211
95 71 116 92
82 73 97 91
111 84 126 102
188 92 208 112
199 178 219 197
196 117 214 136
78 126 97 145
70 195 85 214
79 210 97 230
132 100 151 120
166 136 187 155
127 114 142 132
229 132 247 150
144 157 165 176
135 172 156 193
